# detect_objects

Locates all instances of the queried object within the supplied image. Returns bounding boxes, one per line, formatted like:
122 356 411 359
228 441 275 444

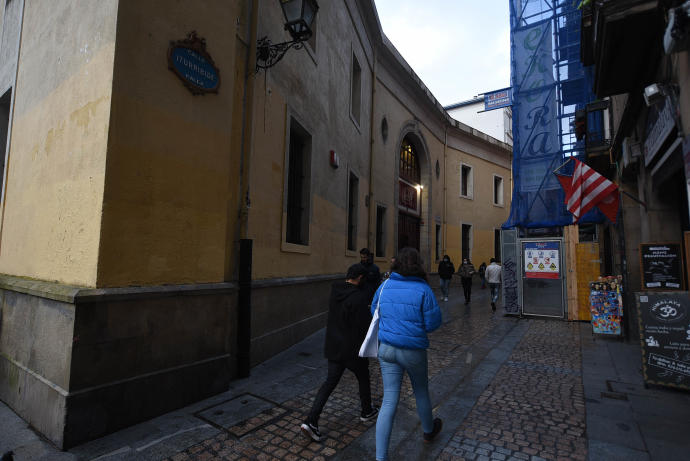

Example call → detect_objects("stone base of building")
0 276 237 449
250 274 339 365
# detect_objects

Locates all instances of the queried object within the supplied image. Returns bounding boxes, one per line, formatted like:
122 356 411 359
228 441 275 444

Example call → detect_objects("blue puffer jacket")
371 272 442 349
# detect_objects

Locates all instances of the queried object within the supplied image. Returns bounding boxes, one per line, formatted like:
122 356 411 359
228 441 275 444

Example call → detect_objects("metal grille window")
347 172 359 251
400 138 420 184
286 119 311 245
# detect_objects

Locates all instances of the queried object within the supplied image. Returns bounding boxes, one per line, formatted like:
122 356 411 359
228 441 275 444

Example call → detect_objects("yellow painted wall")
96 1 242 286
444 144 511 267
0 1 119 286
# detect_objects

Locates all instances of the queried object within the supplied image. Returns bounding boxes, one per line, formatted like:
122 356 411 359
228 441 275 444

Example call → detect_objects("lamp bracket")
256 36 305 72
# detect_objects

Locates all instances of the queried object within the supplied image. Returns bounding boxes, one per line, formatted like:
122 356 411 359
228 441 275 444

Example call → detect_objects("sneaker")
360 406 379 422
423 418 443 443
300 422 321 442
443 297 448 302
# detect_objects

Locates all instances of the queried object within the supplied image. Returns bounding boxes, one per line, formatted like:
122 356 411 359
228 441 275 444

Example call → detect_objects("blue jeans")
376 343 434 461
439 278 450 298
489 283 500 303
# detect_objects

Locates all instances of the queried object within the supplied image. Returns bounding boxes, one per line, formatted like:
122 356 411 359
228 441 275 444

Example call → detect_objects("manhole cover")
197 394 277 430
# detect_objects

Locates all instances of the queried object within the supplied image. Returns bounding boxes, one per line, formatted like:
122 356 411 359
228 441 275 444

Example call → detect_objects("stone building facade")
0 0 511 448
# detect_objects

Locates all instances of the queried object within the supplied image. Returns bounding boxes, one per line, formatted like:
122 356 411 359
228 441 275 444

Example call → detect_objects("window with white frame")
493 174 504 206
461 223 472 261
285 117 312 245
460 163 473 198
350 52 362 126
0 89 11 198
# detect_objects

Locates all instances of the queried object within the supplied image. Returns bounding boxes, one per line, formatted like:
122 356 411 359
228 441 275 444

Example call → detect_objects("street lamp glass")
279 0 319 41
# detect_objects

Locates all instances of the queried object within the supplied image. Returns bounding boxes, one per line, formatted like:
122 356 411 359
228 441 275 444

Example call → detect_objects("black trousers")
461 277 472 301
307 358 373 425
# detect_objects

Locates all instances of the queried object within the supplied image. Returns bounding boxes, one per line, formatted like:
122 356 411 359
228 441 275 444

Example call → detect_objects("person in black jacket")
437 255 455 302
300 263 379 442
360 248 382 303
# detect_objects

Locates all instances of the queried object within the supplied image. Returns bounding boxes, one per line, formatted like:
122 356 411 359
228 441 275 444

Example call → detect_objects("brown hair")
391 247 427 281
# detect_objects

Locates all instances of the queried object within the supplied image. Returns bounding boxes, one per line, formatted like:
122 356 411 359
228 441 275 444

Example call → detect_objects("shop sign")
636 292 690 391
398 180 419 216
168 31 220 95
484 87 512 111
524 241 560 279
643 97 676 166
640 243 684 290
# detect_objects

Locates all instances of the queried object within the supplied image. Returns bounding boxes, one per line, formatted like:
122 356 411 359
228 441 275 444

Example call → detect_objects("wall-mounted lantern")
256 0 319 71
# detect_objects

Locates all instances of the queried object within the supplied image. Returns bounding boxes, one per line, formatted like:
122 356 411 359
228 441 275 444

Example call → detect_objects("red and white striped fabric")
555 158 619 223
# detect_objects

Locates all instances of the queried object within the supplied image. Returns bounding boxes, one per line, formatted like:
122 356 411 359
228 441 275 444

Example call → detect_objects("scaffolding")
505 0 601 228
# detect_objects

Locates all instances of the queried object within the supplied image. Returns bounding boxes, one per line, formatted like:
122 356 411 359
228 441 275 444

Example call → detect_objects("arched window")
399 138 420 184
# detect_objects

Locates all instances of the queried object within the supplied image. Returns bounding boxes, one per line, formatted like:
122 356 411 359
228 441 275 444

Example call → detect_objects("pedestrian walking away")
485 258 502 312
478 261 487 289
360 248 382 303
437 255 455 301
372 247 443 461
300 263 379 442
458 258 476 304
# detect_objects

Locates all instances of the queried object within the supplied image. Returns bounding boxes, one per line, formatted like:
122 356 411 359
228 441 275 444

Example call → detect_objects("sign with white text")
640 243 683 290
484 88 512 111
636 292 690 390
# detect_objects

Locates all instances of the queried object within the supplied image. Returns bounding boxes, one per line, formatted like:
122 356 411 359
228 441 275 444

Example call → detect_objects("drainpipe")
443 124 448 254
236 0 259 378
367 50 377 251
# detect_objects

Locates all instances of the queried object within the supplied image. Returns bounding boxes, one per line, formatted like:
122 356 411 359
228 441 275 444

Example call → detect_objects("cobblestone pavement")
437 320 587 461
162 288 508 461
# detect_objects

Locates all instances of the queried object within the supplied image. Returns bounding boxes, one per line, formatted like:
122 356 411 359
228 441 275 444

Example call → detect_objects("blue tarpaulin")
504 0 602 228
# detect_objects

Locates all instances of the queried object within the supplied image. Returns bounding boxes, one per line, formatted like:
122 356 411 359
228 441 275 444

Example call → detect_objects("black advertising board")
636 292 690 391
639 243 683 290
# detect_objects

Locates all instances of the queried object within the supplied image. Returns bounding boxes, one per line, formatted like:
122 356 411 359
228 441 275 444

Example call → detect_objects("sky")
373 0 511 107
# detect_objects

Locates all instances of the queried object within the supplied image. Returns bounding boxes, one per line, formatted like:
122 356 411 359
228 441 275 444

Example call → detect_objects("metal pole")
237 239 253 378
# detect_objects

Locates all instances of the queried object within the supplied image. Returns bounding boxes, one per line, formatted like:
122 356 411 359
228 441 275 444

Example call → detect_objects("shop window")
493 175 504 206
462 223 472 261
460 163 473 198
376 205 386 257
350 53 361 126
286 118 311 245
347 171 359 251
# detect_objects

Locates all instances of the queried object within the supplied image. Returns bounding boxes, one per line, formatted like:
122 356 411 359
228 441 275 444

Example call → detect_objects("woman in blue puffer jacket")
371 247 443 461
